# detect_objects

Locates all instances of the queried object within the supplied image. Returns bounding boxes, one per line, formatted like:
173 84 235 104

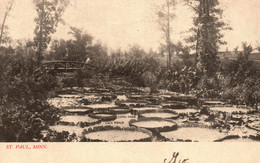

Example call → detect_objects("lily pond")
47 87 260 142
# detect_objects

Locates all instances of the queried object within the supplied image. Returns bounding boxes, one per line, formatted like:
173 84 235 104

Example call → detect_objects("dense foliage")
0 48 61 141
220 43 260 108
46 27 108 62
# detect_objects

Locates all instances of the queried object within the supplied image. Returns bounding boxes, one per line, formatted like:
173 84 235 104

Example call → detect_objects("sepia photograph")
0 0 259 162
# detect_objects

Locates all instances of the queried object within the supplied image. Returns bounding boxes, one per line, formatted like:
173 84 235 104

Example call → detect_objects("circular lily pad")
203 100 226 106
116 100 149 107
209 106 248 114
171 108 199 114
132 106 160 114
126 94 144 100
108 107 131 114
160 127 228 142
58 115 101 126
129 117 178 132
170 94 197 105
82 126 153 142
161 102 187 109
62 106 93 115
138 110 178 119
85 103 118 110
58 94 83 98
88 113 117 121
220 138 260 142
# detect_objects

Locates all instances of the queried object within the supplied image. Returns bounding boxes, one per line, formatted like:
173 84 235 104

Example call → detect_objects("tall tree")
33 0 69 62
156 0 176 70
185 0 231 76
0 0 14 46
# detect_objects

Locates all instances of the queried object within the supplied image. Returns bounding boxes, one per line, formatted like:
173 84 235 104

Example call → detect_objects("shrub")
0 52 61 142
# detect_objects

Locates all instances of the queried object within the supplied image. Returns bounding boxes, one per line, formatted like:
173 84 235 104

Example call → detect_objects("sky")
0 0 259 52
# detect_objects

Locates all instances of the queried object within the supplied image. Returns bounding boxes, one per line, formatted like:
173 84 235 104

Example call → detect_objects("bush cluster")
0 49 61 142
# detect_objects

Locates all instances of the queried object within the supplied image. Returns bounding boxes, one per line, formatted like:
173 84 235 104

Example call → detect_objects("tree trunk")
0 13 8 46
37 0 45 63
195 1 203 66
0 0 14 46
167 0 172 70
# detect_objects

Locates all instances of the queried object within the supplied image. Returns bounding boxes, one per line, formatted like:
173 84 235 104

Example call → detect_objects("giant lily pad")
82 126 152 142
85 103 118 110
108 107 131 114
132 106 160 113
138 110 178 119
209 106 248 114
61 106 93 115
58 115 101 126
129 117 178 132
88 113 117 121
171 108 199 114
116 100 148 107
58 94 83 98
161 127 228 142
220 138 260 142
161 102 187 109
202 100 226 106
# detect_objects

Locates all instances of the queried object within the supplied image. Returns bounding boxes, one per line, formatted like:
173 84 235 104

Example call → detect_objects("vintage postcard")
0 0 259 162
